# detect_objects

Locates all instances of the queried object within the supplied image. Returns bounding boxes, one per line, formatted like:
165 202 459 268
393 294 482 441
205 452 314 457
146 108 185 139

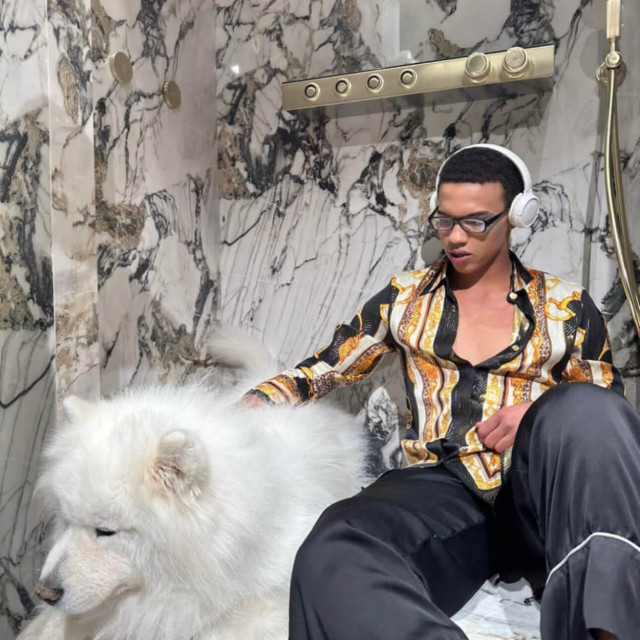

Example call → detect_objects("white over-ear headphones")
429 143 539 228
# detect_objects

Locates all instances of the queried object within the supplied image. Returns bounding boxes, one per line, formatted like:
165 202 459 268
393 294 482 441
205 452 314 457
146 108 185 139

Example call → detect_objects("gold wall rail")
598 0 640 337
282 45 554 114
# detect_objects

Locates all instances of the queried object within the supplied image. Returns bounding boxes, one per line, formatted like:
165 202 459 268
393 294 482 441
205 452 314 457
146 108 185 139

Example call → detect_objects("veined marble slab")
0 0 56 636
93 0 219 393
455 580 541 639
0 332 55 637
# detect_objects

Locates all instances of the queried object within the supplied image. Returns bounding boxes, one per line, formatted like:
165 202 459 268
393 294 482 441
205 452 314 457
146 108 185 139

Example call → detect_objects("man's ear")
148 430 208 498
62 395 95 424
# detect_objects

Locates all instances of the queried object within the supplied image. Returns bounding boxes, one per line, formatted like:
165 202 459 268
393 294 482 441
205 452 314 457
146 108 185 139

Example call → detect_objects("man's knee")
527 383 631 451
535 382 621 411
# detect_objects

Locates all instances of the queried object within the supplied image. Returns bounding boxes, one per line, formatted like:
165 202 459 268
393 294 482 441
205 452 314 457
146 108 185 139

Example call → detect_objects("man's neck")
449 250 512 295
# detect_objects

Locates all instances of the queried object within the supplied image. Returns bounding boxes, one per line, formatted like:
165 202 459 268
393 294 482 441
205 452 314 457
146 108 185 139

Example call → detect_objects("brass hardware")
508 292 518 302
605 50 622 69
399 69 417 87
596 60 626 87
599 0 640 337
502 47 529 77
465 52 491 81
162 81 182 109
604 82 640 335
606 0 621 40
334 78 351 96
304 83 320 99
109 51 133 84
283 44 554 113
366 74 383 92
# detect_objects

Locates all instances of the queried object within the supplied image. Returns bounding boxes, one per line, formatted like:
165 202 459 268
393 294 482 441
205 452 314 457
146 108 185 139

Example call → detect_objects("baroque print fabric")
249 254 622 502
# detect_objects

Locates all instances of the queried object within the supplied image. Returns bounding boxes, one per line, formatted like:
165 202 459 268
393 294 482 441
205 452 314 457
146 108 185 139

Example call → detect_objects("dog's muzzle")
35 582 64 606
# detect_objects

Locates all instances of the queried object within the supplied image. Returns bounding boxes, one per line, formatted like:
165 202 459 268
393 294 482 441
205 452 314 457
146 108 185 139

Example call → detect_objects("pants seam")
546 531 640 585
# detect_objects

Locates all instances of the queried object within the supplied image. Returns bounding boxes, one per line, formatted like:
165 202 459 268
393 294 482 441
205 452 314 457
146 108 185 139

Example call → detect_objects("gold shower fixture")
282 45 554 114
597 0 640 337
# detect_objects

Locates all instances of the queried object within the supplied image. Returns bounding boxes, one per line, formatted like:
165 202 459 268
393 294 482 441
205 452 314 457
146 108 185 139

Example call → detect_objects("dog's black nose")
35 583 64 606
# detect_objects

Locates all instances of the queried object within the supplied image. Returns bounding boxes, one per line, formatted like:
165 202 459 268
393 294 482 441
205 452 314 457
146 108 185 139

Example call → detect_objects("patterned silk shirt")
249 253 623 502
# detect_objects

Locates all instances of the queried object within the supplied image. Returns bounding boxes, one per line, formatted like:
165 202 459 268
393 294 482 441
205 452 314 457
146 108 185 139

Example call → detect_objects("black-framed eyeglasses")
428 210 507 233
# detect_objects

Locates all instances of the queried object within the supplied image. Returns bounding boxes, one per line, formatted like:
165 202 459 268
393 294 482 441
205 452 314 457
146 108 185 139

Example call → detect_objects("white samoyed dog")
18 349 368 640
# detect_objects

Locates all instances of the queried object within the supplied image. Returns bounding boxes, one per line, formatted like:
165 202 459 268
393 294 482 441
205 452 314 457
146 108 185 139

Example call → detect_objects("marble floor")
454 580 541 639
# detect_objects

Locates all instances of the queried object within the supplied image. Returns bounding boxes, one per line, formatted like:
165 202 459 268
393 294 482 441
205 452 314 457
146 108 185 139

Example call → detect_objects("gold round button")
508 292 518 301
511 344 520 351
304 83 319 99
502 47 529 77
335 79 351 95
162 81 182 109
400 69 417 87
366 74 383 92
109 51 133 84
465 52 491 81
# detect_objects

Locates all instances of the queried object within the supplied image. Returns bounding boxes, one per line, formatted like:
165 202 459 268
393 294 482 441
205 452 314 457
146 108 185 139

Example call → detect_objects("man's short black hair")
437 147 525 209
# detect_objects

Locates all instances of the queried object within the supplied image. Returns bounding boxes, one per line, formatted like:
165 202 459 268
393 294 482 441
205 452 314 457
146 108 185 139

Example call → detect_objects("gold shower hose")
601 1 640 336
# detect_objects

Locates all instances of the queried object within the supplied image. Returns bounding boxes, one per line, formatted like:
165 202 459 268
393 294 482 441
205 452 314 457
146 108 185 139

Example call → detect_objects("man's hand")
235 393 268 409
475 402 533 453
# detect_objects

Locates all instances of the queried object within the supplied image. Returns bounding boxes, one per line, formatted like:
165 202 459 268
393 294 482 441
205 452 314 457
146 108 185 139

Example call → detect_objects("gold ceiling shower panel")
282 45 554 114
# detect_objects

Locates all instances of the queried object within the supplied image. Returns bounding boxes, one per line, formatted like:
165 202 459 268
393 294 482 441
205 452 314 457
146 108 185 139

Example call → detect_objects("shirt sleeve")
244 281 399 405
561 289 624 395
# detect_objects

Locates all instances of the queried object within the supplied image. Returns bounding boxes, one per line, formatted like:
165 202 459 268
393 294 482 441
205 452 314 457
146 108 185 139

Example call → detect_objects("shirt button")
508 292 517 301
511 344 519 351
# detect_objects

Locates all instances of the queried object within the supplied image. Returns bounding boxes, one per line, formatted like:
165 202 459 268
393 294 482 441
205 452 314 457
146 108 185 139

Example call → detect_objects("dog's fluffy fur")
19 374 367 639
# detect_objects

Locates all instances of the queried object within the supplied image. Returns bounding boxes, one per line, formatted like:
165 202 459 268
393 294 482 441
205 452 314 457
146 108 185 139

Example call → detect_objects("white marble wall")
92 0 218 394
217 0 640 637
1 0 219 635
0 1 56 637
48 0 100 405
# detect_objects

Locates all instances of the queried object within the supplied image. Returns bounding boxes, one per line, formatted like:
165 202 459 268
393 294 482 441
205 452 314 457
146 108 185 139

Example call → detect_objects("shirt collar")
421 251 533 296
509 251 533 293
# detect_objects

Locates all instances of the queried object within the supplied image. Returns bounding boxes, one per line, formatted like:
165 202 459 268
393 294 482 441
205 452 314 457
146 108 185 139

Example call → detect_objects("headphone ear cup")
508 192 539 228
429 191 438 212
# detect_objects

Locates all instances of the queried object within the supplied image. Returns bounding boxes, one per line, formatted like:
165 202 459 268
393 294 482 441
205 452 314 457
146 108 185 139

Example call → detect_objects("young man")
243 145 640 640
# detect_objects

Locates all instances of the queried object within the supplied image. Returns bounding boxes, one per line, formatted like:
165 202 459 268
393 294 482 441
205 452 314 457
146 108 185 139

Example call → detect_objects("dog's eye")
95 528 116 537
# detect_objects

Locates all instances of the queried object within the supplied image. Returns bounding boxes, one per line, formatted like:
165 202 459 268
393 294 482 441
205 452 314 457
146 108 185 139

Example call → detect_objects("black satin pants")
289 383 640 640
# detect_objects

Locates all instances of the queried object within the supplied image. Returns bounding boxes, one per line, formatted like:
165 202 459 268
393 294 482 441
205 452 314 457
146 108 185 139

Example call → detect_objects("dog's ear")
62 395 95 424
149 430 208 498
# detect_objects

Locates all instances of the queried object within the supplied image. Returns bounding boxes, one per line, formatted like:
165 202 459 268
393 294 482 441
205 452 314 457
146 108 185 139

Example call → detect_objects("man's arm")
242 282 399 406
560 289 624 395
